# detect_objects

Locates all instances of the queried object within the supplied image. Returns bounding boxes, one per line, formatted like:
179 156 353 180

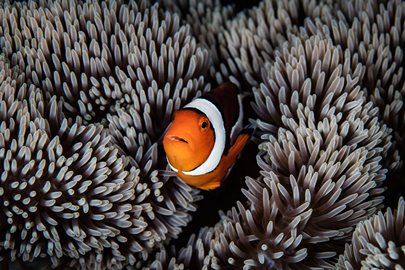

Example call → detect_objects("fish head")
163 109 215 172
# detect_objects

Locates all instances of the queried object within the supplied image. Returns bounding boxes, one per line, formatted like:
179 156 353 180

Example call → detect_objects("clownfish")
163 82 252 190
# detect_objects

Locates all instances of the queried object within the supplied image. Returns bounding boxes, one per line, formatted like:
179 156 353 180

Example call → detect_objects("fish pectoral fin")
224 133 251 163
198 179 222 190
198 134 250 191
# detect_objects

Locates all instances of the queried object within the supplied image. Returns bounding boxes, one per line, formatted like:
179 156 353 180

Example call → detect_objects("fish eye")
199 117 210 131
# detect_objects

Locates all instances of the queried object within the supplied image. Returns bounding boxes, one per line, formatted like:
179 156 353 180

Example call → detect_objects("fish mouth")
167 135 188 144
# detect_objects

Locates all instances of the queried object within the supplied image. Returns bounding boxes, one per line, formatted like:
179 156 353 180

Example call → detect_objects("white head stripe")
182 98 225 176
166 157 178 172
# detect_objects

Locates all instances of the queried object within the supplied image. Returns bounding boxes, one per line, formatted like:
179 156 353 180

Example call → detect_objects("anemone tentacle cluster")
0 0 207 268
336 197 405 269
1 0 405 269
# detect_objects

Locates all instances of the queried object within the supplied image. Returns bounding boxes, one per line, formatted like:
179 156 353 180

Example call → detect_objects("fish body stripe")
181 98 226 176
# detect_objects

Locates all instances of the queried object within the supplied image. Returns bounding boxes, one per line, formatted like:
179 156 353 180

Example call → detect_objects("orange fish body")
163 83 252 190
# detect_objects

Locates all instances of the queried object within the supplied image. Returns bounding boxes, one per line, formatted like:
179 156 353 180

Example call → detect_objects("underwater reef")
0 0 405 269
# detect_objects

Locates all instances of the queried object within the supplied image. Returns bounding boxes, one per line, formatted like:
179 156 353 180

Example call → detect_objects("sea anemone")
142 33 398 270
0 0 209 268
336 197 405 269
0 59 165 269
304 0 405 170
1 0 405 269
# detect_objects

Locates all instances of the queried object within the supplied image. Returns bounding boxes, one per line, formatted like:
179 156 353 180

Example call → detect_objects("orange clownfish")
163 82 252 190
